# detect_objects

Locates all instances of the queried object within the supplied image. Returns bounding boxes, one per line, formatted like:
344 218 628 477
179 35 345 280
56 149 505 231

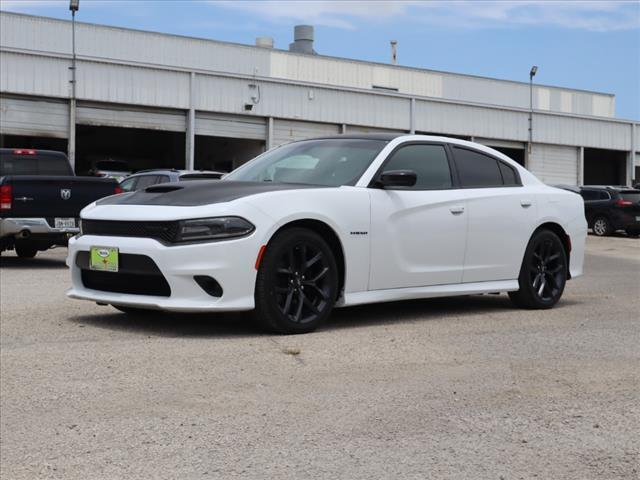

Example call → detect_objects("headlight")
176 217 255 242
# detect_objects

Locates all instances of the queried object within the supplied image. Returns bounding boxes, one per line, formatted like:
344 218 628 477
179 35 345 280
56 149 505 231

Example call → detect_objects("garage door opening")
584 148 627 186
195 136 265 173
75 125 185 175
0 134 67 153
491 147 525 166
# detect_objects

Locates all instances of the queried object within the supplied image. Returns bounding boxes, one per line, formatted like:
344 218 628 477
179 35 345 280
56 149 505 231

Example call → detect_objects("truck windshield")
0 151 73 176
224 139 388 187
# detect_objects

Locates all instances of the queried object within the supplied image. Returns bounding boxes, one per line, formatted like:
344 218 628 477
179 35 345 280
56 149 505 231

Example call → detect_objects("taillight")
114 186 123 194
0 185 12 211
615 199 633 207
12 149 36 155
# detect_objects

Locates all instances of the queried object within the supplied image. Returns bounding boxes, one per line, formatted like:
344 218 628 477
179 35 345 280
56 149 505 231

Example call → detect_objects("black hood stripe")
97 180 328 206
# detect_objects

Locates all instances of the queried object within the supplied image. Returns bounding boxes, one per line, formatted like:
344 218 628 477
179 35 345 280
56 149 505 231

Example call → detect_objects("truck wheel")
15 243 38 258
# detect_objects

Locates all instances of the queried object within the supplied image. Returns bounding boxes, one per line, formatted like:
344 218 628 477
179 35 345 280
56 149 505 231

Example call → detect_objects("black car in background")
119 169 225 192
578 186 640 237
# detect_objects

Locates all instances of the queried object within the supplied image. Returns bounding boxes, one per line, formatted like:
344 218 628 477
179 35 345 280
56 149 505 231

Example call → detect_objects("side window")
498 161 519 186
382 144 452 189
452 147 504 188
119 177 137 192
134 175 159 190
598 191 611 200
580 190 598 201
155 175 171 185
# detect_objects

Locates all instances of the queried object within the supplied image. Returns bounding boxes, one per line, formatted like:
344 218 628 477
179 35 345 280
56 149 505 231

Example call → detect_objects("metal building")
1 12 638 185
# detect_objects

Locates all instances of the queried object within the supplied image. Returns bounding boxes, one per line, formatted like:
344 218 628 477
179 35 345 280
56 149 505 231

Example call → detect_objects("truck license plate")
55 217 76 229
90 246 119 272
636 216 640 221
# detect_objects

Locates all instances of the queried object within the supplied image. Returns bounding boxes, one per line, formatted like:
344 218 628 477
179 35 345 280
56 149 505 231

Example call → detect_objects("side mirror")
377 170 417 188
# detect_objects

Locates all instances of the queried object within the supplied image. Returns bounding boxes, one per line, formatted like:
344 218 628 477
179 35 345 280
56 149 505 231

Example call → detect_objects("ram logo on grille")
60 189 71 200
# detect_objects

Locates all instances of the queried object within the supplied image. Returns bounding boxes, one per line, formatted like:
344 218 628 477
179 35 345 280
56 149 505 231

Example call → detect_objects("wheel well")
534 222 572 279
270 219 346 299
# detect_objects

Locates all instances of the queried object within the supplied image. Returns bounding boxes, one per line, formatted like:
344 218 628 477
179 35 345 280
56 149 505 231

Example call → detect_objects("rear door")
369 143 468 289
450 146 536 283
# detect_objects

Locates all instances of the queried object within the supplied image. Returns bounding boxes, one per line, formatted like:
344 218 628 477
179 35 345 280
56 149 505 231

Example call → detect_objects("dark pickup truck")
1 148 121 258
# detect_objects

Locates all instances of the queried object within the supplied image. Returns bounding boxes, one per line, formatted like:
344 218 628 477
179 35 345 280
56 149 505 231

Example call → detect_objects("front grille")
76 251 171 297
82 219 179 243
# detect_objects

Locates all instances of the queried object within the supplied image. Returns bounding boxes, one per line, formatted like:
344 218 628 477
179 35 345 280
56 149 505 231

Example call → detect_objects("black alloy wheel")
509 230 567 309
255 228 338 334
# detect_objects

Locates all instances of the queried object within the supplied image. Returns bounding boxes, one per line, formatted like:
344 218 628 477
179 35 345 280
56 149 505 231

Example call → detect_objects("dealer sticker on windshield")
90 246 119 272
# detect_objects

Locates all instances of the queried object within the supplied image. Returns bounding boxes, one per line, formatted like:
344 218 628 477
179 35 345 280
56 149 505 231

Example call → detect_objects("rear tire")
254 228 338 334
15 243 38 258
509 230 568 309
592 216 611 236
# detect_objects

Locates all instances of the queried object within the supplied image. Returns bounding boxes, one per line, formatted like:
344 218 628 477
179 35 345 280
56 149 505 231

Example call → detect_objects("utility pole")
68 0 79 170
528 65 537 156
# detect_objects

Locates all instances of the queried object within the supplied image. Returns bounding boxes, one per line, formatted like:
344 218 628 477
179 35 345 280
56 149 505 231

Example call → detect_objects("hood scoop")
145 184 184 193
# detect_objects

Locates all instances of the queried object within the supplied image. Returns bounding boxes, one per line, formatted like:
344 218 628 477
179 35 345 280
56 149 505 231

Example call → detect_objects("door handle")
520 200 532 208
449 206 465 215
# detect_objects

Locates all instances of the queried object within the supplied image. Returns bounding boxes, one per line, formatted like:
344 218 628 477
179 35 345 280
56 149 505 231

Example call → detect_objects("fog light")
194 276 223 297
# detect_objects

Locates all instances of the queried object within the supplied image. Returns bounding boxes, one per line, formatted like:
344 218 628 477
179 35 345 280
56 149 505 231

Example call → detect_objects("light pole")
68 0 79 170
528 65 537 155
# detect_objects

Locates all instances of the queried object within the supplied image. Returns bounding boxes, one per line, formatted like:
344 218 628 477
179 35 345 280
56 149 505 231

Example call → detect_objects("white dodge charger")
67 135 587 334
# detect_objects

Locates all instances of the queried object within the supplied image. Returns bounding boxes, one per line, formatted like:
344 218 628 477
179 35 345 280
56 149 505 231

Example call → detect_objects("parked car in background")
119 169 225 192
68 135 586 334
578 186 640 237
88 159 132 182
1 149 121 258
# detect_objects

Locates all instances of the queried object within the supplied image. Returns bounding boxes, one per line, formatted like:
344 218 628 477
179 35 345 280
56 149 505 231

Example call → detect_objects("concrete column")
341 123 347 134
577 146 584 186
185 72 195 170
68 99 76 171
409 98 416 134
266 117 274 150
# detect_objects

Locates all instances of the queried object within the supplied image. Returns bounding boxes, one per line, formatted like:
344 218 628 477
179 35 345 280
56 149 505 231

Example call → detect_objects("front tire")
509 230 567 309
254 228 338 334
592 216 611 236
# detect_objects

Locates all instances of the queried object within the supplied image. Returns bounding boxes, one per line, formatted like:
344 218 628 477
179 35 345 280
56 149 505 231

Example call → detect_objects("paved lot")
1 236 639 479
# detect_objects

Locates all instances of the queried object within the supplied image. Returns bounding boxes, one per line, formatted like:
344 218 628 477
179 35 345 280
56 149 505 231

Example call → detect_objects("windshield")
224 139 387 187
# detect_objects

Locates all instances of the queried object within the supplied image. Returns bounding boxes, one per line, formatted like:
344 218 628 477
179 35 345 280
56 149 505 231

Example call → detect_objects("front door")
368 143 468 290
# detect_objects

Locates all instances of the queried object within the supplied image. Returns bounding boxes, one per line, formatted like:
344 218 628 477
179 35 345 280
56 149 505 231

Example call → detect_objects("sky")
1 0 639 120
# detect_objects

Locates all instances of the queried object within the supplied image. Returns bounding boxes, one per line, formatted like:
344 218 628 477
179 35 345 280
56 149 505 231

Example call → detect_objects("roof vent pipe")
390 40 397 65
289 25 316 55
256 37 274 49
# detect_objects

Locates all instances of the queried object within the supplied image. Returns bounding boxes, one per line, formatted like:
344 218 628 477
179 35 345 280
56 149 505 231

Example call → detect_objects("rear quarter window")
452 147 503 188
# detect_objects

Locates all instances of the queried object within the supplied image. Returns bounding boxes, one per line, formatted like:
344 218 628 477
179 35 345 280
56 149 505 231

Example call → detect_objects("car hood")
95 180 329 207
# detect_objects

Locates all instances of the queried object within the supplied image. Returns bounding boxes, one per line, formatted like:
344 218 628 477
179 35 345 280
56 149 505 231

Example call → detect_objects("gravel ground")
1 235 639 480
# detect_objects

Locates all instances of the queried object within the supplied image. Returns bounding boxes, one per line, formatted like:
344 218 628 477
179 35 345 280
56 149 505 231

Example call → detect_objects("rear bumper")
0 217 79 237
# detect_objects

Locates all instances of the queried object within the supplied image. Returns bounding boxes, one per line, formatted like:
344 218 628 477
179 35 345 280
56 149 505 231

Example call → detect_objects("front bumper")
0 217 79 237
66 233 259 312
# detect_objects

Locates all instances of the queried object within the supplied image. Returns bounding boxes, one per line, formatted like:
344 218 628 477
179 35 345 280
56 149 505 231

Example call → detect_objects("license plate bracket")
55 217 76 229
90 246 119 272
